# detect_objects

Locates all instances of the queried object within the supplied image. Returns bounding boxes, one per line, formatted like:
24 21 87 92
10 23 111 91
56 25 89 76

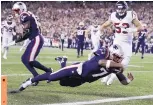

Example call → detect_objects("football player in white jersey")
100 1 143 85
1 15 16 59
88 24 102 60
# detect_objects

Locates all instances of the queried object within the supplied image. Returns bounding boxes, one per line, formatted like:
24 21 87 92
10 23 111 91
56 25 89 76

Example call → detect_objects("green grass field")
1 46 153 105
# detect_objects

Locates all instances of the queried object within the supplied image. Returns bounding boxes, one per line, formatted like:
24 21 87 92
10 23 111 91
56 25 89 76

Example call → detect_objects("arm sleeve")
116 73 129 85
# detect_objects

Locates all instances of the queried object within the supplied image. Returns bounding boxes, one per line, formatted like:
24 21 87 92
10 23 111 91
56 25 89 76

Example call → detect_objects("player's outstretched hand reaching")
127 72 134 81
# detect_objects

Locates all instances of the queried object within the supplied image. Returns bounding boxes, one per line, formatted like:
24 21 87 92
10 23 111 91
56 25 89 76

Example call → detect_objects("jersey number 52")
114 23 130 34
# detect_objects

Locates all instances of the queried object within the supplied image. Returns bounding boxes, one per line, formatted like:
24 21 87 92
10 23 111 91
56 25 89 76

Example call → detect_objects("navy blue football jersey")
138 29 147 42
82 47 110 77
20 11 40 40
76 27 86 42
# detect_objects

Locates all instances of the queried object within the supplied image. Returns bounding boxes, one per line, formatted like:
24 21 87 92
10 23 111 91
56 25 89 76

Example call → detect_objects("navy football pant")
77 42 84 56
31 64 79 83
135 41 145 56
22 35 49 77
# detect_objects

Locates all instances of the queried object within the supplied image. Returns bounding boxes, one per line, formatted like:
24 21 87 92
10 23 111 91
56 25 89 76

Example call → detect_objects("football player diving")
10 44 134 93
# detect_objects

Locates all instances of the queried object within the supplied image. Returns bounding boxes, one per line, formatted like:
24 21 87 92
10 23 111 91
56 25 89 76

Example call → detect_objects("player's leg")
77 43 81 58
55 56 68 68
81 42 84 56
88 41 100 60
19 65 80 91
88 40 95 60
101 74 111 84
18 72 51 91
141 42 145 59
135 42 140 54
59 76 84 87
61 39 64 51
21 49 39 77
105 73 117 85
29 35 52 72
2 37 9 59
132 42 135 53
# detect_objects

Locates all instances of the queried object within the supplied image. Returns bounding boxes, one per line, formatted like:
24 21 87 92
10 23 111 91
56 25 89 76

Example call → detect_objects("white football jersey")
90 25 101 41
2 20 16 37
110 11 138 43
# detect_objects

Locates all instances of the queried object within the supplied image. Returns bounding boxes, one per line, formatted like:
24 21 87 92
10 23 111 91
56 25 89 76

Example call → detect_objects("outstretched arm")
100 20 112 33
116 72 134 85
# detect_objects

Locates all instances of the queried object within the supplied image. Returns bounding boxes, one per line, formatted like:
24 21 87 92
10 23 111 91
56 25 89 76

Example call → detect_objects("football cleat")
55 56 63 61
19 78 32 91
62 56 68 62
55 56 68 62
3 55 7 59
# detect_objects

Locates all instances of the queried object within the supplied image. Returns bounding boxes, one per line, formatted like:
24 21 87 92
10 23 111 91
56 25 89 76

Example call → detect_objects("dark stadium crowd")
1 1 153 53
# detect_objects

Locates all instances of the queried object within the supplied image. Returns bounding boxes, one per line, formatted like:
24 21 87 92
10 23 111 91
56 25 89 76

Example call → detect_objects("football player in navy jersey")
10 2 52 85
76 22 86 58
135 24 148 59
15 44 134 92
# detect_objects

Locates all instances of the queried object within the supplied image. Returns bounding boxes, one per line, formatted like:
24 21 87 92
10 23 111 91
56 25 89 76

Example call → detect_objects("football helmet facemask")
116 1 128 16
110 44 124 63
12 2 27 16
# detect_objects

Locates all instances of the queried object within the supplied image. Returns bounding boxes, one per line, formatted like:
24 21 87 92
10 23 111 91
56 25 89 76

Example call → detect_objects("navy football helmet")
116 1 128 16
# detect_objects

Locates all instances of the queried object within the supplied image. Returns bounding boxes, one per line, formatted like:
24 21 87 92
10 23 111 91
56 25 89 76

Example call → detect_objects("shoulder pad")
20 12 31 23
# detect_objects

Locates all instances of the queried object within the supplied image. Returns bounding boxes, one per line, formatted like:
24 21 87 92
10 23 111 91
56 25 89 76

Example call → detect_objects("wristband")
106 60 111 68
126 78 131 83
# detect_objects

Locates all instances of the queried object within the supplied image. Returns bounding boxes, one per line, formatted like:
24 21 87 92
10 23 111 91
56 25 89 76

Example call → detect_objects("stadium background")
1 1 153 52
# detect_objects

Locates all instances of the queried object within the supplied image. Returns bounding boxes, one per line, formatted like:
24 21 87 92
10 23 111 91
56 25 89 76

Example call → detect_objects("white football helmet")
12 2 27 15
79 22 84 27
110 44 124 63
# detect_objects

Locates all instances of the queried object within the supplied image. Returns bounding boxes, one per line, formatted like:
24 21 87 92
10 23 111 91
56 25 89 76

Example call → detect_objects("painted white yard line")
128 65 144 68
42 95 153 105
2 70 153 77
1 61 82 65
4 74 32 77
130 62 153 64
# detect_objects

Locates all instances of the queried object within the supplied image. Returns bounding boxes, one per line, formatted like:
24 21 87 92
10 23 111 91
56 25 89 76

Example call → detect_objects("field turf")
1 46 153 105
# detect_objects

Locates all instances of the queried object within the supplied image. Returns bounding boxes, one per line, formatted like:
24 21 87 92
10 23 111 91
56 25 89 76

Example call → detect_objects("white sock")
101 74 111 84
3 48 8 57
106 73 117 85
